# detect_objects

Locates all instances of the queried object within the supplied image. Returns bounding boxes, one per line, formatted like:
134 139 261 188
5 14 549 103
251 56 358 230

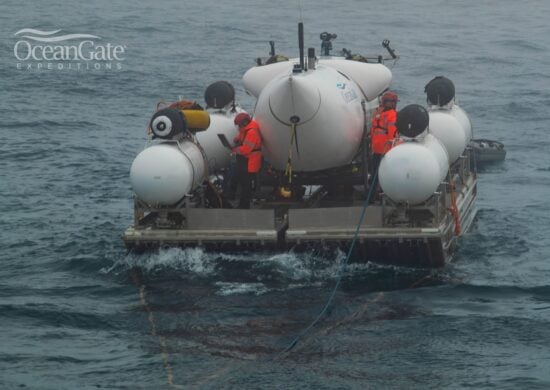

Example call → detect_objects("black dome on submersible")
204 81 235 109
425 76 455 106
396 104 429 138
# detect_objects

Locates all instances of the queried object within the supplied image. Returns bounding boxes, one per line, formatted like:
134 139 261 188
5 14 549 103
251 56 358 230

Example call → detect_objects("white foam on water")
263 252 314 280
215 282 270 296
101 247 215 276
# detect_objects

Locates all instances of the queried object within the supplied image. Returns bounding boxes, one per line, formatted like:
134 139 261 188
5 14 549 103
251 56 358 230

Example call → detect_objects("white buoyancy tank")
318 59 392 101
422 133 450 181
449 104 473 143
254 65 364 171
243 58 392 101
379 142 442 204
194 109 240 170
428 111 467 163
243 61 294 97
130 142 205 206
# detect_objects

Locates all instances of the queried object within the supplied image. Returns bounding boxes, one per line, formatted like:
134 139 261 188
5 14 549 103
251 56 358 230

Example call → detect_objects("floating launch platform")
123 148 477 268
122 27 495 268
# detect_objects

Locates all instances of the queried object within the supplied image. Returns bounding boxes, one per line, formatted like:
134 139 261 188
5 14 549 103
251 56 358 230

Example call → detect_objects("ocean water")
1 0 550 388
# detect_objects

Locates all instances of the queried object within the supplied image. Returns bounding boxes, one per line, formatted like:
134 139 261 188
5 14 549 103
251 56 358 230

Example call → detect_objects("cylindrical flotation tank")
169 100 210 133
243 58 392 102
422 133 450 181
428 111 466 163
379 142 442 204
449 104 473 143
130 142 205 206
181 110 210 132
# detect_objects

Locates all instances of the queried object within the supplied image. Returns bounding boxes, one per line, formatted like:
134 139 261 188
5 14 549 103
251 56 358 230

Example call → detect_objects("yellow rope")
131 269 178 388
284 123 298 184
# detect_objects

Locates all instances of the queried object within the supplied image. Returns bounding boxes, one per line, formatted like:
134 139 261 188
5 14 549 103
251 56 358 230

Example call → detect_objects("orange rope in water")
448 174 462 236
130 269 177 388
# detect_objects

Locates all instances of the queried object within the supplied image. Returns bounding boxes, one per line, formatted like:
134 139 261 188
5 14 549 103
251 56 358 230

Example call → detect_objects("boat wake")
101 247 448 295
101 247 217 277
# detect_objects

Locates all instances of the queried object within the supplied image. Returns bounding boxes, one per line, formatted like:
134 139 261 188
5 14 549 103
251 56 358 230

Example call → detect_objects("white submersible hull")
244 58 391 171
254 65 364 171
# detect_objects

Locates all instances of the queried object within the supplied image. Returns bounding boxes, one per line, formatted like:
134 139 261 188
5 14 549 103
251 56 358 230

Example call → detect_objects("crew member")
232 113 262 209
370 91 398 189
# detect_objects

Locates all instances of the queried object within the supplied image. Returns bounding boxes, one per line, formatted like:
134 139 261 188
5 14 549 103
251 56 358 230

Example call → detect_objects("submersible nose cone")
268 75 321 125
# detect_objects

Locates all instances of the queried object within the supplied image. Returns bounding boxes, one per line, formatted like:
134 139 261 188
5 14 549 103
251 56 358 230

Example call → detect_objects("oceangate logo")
14 28 126 71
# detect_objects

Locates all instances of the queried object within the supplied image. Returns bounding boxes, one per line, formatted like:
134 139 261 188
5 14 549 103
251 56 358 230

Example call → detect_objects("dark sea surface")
1 0 550 388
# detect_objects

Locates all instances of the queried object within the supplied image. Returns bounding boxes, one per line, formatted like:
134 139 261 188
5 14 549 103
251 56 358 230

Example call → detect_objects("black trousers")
370 153 383 192
235 155 255 209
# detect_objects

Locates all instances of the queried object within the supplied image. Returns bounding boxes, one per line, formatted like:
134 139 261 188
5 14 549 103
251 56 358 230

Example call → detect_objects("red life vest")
371 107 397 155
235 120 262 173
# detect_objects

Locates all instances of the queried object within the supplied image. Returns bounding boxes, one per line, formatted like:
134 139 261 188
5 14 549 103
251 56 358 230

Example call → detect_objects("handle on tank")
382 39 397 59
320 31 337 56
342 48 352 59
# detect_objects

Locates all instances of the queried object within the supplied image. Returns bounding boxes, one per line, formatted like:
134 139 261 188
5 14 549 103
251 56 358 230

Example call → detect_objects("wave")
14 28 61 36
1 303 116 330
0 119 99 129
14 29 101 42
18 34 101 42
445 283 550 299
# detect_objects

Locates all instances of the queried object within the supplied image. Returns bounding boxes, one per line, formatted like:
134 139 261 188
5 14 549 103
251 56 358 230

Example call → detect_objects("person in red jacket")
232 113 262 209
370 91 398 190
